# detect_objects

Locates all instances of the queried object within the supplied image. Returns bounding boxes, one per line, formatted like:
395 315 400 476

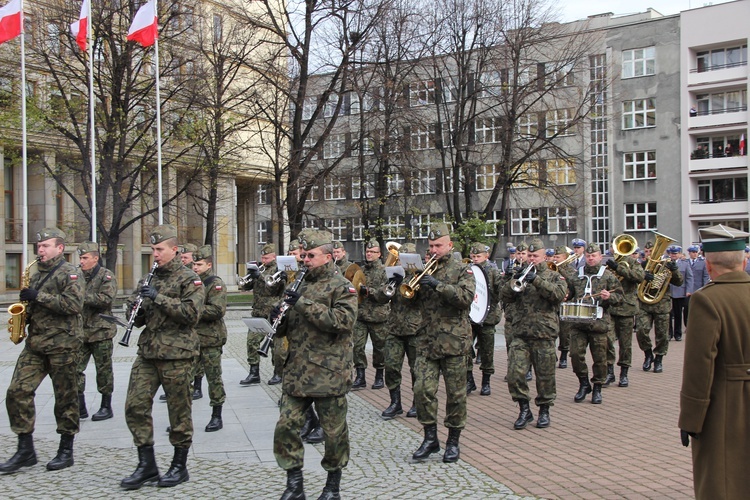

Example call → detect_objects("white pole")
87 0 96 241
20 0 28 268
154 0 163 225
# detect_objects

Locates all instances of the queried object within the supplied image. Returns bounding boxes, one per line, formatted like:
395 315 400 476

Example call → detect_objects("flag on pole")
0 0 22 45
740 134 745 156
70 0 89 51
127 0 158 47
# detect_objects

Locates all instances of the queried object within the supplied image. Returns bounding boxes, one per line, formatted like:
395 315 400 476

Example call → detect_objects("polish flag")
0 0 22 45
69 0 89 52
127 0 158 47
740 134 745 156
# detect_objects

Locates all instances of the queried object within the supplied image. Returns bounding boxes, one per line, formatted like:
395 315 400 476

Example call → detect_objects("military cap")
644 240 654 249
555 245 570 255
401 243 416 253
36 227 66 243
508 247 517 254
699 224 750 252
516 242 528 252
527 238 545 253
667 245 682 254
470 242 489 254
506 242 515 248
301 230 333 250
289 239 300 249
365 239 380 250
77 241 99 256
687 245 700 253
428 222 451 240
260 243 276 255
149 224 177 245
332 240 345 249
545 248 555 257
585 243 601 254
745 246 750 253
181 243 198 254
571 238 586 247
193 245 212 262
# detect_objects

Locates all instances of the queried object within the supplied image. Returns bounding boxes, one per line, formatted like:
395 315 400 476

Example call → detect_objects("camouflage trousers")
77 339 114 395
570 328 608 384
274 394 349 472
558 322 573 352
193 352 205 379
607 315 635 367
504 320 515 353
125 356 193 448
414 355 467 429
636 310 669 356
353 320 388 369
272 336 289 378
6 346 79 436
384 334 417 391
507 337 557 406
467 323 495 374
197 346 226 407
246 329 264 366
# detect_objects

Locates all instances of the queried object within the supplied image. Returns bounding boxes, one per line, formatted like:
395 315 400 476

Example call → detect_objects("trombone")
399 255 438 299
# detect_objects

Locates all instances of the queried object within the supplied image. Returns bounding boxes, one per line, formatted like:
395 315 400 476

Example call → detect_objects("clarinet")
119 261 159 347
258 267 308 357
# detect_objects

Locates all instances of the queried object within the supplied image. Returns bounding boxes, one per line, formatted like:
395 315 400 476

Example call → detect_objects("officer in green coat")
0 227 84 474
272 230 358 500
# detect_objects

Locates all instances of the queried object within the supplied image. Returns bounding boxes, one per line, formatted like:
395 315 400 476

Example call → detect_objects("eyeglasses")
301 252 323 260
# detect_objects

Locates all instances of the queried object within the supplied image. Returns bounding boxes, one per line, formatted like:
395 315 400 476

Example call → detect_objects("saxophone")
8 257 40 344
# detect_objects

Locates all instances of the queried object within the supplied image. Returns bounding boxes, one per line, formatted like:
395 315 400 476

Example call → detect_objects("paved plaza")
0 307 694 499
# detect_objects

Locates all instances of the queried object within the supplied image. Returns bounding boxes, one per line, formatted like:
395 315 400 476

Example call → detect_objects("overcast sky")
559 0 736 22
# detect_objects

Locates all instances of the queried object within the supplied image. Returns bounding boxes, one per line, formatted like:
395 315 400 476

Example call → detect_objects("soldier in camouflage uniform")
352 239 391 390
240 243 286 385
501 242 533 382
603 243 644 387
551 246 576 369
272 230 358 500
191 245 228 432
568 244 624 405
501 238 567 430
180 243 197 270
0 228 84 474
76 241 118 422
332 240 351 273
411 223 475 464
467 242 503 396
268 239 302 386
121 225 204 489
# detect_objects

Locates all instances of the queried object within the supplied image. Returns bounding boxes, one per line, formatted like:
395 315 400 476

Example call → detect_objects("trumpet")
548 249 575 272
237 263 264 287
265 270 285 287
511 264 535 292
399 255 438 299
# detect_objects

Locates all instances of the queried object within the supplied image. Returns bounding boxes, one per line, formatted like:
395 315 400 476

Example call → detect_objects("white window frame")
387 173 404 196
480 70 502 98
622 47 655 79
624 202 657 231
547 207 577 234
441 169 465 193
352 218 364 241
323 95 341 118
475 117 502 144
547 159 576 186
257 221 268 244
323 134 346 159
622 99 656 130
324 177 346 200
476 164 499 191
484 210 504 237
546 109 574 137
411 170 437 195
516 114 538 139
258 184 269 205
411 214 431 239
302 96 316 121
510 208 540 235
352 173 375 199
545 61 575 88
383 216 406 240
410 126 434 150
442 77 458 103
623 151 657 180
325 218 347 241
513 161 539 189
297 184 319 202
409 80 435 107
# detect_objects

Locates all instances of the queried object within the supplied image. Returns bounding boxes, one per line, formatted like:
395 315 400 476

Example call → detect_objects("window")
480 71 502 98
516 114 538 139
624 202 657 231
623 151 656 180
323 134 346 159
258 184 269 205
411 170 436 195
513 161 539 188
545 62 575 87
350 89 378 114
383 216 406 240
622 99 655 129
297 184 319 202
695 90 747 115
411 214 432 239
510 208 540 235
622 47 655 79
696 134 745 158
324 177 346 200
475 117 502 144
257 221 268 244
409 80 435 106
698 219 749 233
547 208 577 234
546 109 574 137
301 97 316 121
506 66 537 87
441 169 465 193
476 164 499 191
325 218 347 241
387 173 404 196
184 7 194 32
410 125 434 150
442 77 458 103
697 45 748 72
323 95 342 118
352 218 364 241
352 174 375 199
484 210 504 237
697 177 748 203
354 135 375 156
213 14 222 43
546 159 576 185
46 23 60 54
5 254 21 289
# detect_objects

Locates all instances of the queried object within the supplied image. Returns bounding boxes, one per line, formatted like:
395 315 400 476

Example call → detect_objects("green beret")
289 239 300 249
332 240 344 249
366 239 380 250
585 243 601 254
469 242 489 254
401 243 416 253
37 227 66 243
149 224 178 245
699 224 750 252
555 245 570 255
260 243 276 255
181 243 198 254
428 222 451 240
77 241 99 256
301 230 333 250
516 242 528 252
193 245 212 262
527 238 545 253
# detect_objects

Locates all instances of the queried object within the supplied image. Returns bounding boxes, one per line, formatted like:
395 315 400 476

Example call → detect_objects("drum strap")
578 266 606 298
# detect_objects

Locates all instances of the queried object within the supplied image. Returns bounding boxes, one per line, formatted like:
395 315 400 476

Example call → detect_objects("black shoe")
351 367 366 390
466 371 477 394
372 368 385 390
406 402 417 418
157 447 189 487
674 335 682 341
619 366 629 387
159 393 167 402
654 354 664 373
525 368 533 381
280 468 305 500
120 445 160 490
513 400 534 430
92 394 113 421
443 428 461 463
46 434 74 471
412 424 440 460
304 426 324 444
591 383 602 404
78 393 88 420
603 365 616 387
205 405 223 432
642 350 654 371
318 470 342 500
574 376 592 403
381 388 403 419
558 350 568 369
240 365 260 385
192 376 203 400
480 373 491 396
536 405 550 428
268 374 283 385
0 433 37 473
300 406 319 440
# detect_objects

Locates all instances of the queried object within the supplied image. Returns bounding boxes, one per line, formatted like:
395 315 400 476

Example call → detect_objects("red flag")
69 0 89 51
0 0 22 45
740 134 746 156
127 0 158 47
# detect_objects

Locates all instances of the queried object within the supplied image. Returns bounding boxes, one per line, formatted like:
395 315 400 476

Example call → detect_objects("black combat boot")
513 400 534 430
466 371 477 394
240 364 260 385
558 350 568 368
372 368 385 390
120 445 160 490
280 467 305 500
591 383 603 404
192 376 203 400
443 428 461 463
158 447 189 487
304 425 324 444
653 354 664 373
351 367 366 390
536 404 550 428
46 433 74 471
318 469 342 500
406 402 417 418
480 373 491 396
603 365 616 387
412 424 440 460
619 367 630 387
642 349 654 371
205 405 223 432
91 394 113 421
381 387 403 419
78 393 88 419
0 433 37 473
268 373 283 385
299 406 319 440
573 375 592 403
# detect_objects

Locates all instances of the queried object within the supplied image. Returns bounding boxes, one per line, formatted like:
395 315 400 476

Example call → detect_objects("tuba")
384 241 401 267
637 232 676 304
8 257 40 344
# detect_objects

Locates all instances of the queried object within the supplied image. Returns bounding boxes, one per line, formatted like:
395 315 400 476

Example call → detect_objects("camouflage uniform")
385 281 421 392
245 260 286 365
195 268 228 407
353 258 390 370
636 264 684 358
554 259 577 357
606 255 644 368
467 259 502 375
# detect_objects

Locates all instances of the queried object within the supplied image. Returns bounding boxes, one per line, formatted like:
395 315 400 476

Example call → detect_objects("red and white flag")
69 0 89 51
740 134 745 156
0 0 22 45
127 0 158 47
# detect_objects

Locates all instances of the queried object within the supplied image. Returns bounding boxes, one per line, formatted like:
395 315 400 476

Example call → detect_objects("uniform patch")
466 268 473 274
348 286 357 294
194 280 203 286
69 274 78 280
105 274 112 281
215 285 223 290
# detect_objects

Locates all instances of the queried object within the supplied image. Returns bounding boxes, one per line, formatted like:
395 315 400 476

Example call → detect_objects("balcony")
690 108 747 129
690 198 749 217
689 62 748 87
689 154 748 173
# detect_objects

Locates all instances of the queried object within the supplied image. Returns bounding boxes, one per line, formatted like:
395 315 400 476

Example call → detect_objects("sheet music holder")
398 253 424 272
242 317 275 335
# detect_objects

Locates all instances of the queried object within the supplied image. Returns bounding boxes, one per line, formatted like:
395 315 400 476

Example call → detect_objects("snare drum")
559 302 602 323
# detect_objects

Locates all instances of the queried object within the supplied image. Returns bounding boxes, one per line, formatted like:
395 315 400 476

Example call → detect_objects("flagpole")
87 0 96 242
19 0 28 268
154 0 163 225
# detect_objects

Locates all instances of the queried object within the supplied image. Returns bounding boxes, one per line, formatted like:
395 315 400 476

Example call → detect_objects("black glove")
248 267 261 279
644 271 655 282
140 285 158 300
284 289 301 306
392 273 404 286
20 288 39 302
524 269 537 283
605 259 619 271
269 305 283 323
680 430 696 447
359 285 368 297
666 260 678 272
419 274 440 289
512 267 524 279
